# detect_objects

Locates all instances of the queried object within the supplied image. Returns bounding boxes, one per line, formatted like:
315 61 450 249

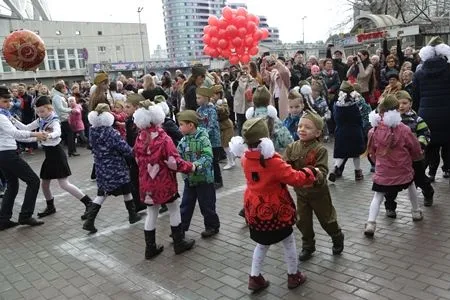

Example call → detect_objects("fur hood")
419 43 450 63
369 110 402 128
88 111 114 127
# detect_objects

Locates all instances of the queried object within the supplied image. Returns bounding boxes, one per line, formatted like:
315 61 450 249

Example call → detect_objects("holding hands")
34 131 48 141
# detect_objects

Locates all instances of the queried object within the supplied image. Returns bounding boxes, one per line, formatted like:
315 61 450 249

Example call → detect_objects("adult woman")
233 65 258 134
107 81 125 106
346 50 375 104
160 72 173 96
0 86 46 230
183 65 206 110
249 61 263 85
399 61 412 83
89 73 110 111
379 54 399 91
141 74 168 102
321 59 341 104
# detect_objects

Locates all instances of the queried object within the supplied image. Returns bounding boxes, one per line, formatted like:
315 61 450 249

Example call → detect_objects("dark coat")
413 56 450 144
183 83 198 111
141 87 168 102
333 101 365 158
162 117 183 146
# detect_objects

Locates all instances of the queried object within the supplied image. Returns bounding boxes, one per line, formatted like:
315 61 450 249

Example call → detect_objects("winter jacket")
197 103 221 148
111 112 127 139
283 114 300 141
401 111 431 148
183 83 198 111
216 99 234 147
312 96 330 119
380 66 399 91
68 104 84 132
162 117 183 146
262 62 291 119
52 90 72 122
18 92 34 124
9 98 22 119
368 110 422 186
177 127 214 186
141 87 168 102
321 70 341 95
233 75 257 114
134 126 193 205
346 62 374 94
413 56 450 144
125 116 139 147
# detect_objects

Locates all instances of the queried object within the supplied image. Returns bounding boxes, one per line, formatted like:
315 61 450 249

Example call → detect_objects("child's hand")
164 156 178 171
191 164 196 173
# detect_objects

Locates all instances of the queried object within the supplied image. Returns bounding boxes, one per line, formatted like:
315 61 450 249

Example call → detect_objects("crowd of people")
0 34 449 293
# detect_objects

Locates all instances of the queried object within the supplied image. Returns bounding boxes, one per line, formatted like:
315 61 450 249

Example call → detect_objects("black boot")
18 217 44 227
125 201 141 224
159 204 168 214
171 225 195 255
144 230 164 259
82 203 101 233
79 195 93 220
298 248 315 261
423 186 434 207
37 199 56 218
331 232 344 255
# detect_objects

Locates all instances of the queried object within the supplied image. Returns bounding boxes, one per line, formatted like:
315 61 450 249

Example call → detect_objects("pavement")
0 144 450 300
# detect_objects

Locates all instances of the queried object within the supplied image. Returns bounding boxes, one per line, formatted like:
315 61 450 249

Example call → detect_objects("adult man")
326 47 348 82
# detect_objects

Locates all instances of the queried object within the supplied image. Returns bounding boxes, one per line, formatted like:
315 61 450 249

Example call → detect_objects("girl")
229 118 318 292
283 90 304 141
68 96 88 146
365 94 423 236
111 100 127 139
83 104 141 233
12 96 93 219
133 100 195 259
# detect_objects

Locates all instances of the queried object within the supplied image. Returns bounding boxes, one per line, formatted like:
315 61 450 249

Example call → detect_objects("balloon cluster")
2 29 46 71
203 6 269 65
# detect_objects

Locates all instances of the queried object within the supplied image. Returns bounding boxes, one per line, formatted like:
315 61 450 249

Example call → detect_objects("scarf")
39 112 59 131
0 108 12 118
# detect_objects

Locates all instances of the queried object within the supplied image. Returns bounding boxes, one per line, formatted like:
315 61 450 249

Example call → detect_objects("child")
12 96 93 219
383 91 434 217
133 100 195 259
329 81 365 182
310 81 331 141
176 110 220 238
283 90 304 141
111 100 127 139
364 94 424 237
68 96 88 146
284 111 344 261
196 87 223 189
83 104 141 233
211 85 235 170
229 117 318 292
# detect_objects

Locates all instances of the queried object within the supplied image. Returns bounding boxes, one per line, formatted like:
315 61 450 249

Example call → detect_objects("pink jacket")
368 111 422 186
134 126 193 205
68 104 84 132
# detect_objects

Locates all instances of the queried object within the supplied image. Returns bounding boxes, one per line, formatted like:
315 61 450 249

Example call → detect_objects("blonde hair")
288 90 304 104
114 100 125 108
68 96 76 103
143 74 155 90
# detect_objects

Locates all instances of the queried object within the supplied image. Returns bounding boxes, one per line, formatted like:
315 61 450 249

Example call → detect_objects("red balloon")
235 16 247 28
226 25 238 37
246 21 257 34
254 15 260 26
236 7 248 17
249 46 259 56
204 46 212 55
247 14 258 24
232 37 243 47
229 54 240 65
235 47 245 55
203 25 211 35
221 48 231 59
253 30 263 41
218 39 228 49
209 26 219 37
203 34 211 44
238 27 247 37
222 6 233 20
210 48 220 58
261 28 270 39
210 37 219 47
218 18 228 29
241 54 251 64
245 36 254 47
218 29 227 39
2 29 46 71
208 15 219 26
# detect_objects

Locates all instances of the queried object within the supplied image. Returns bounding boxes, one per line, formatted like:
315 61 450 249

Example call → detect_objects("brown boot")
287 272 307 289
355 169 364 181
248 274 269 293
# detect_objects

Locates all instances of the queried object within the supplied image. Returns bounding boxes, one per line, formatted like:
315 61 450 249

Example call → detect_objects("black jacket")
141 87 168 102
183 83 198 111
162 118 183 146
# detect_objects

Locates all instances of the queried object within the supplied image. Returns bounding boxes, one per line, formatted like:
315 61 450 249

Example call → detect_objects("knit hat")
126 93 145 106
177 110 199 126
191 64 206 77
95 103 111 114
386 70 400 80
395 90 412 101
94 72 109 85
301 110 324 131
35 96 51 107
311 65 320 73
428 36 443 47
252 85 271 107
0 86 11 99
242 117 270 145
196 87 213 98
378 94 399 112
211 84 223 94
340 81 354 93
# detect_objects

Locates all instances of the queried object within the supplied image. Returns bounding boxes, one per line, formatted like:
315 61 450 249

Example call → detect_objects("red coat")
134 126 193 205
241 151 315 241
68 104 84 132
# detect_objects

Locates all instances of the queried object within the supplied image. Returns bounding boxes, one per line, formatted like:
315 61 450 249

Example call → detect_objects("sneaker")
201 228 219 238
355 169 364 181
298 248 315 261
385 209 397 218
287 272 307 289
412 209 423 221
223 161 235 170
328 172 336 182
364 221 376 237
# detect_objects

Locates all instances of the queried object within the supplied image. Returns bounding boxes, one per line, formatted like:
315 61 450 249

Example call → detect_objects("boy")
383 91 434 215
311 81 331 142
284 111 344 261
283 90 304 141
177 110 220 238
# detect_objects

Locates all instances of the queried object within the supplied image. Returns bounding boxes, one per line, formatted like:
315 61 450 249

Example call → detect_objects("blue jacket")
197 103 221 148
283 114 300 141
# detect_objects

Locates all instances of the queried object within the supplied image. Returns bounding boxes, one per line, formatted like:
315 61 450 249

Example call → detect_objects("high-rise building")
162 0 280 62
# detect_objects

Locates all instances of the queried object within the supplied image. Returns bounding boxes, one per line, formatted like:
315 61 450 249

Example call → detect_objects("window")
56 30 61 35
68 49 77 69
57 49 66 70
116 46 121 51
75 30 81 35
1 56 11 72
78 49 86 68
98 31 103 35
98 46 106 53
47 50 56 70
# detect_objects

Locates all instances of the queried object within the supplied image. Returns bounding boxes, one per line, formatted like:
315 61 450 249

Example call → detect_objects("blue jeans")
180 180 220 232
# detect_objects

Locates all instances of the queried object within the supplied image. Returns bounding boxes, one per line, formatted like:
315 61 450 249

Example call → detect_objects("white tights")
93 193 133 206
250 233 298 276
144 201 182 231
334 157 361 170
41 178 85 201
367 183 420 222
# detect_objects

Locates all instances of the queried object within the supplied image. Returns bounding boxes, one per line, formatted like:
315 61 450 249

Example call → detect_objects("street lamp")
302 16 307 46
137 7 146 75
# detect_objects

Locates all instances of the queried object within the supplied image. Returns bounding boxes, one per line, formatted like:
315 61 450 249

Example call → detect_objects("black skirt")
40 144 72 179
97 182 132 197
250 227 293 246
372 181 413 194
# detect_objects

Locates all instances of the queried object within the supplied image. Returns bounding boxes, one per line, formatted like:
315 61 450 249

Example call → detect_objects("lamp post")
137 7 146 75
302 16 307 46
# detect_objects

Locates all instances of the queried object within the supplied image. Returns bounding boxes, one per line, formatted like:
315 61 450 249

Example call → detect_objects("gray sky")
44 0 352 52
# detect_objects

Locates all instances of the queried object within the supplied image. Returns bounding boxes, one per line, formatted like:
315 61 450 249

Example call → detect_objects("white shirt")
0 114 32 151
12 116 62 146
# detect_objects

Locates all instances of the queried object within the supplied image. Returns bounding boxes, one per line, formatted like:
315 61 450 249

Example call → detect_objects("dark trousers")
61 121 76 154
180 180 220 232
425 143 450 175
126 157 142 209
236 113 246 136
0 150 40 221
212 147 223 185
274 97 280 117
385 160 434 211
